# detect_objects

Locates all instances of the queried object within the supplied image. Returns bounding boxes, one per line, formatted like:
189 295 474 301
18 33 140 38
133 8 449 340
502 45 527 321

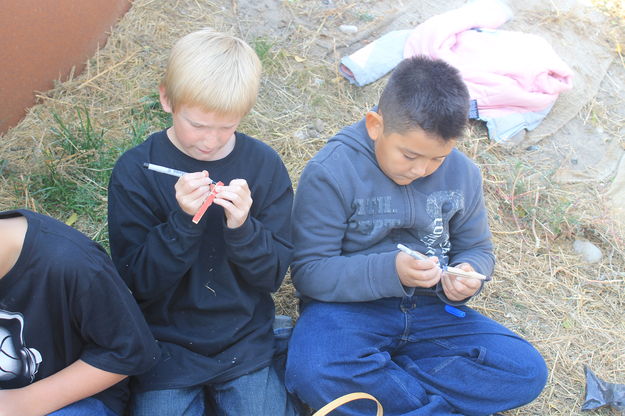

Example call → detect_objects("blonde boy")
108 29 297 415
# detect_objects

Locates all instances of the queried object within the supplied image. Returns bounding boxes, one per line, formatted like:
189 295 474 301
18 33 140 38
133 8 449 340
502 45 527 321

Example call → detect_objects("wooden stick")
396 244 491 281
445 265 490 281
192 181 223 224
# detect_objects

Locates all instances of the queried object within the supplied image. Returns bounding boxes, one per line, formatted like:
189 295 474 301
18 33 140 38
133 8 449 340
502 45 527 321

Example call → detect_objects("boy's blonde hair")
161 29 261 116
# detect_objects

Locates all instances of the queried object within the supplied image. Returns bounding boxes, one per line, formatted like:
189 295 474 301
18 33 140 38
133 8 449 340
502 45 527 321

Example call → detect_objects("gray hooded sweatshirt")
291 116 495 304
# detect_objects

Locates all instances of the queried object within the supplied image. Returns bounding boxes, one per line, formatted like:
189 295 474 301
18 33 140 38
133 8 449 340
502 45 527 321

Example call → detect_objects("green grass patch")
16 100 170 246
252 37 274 65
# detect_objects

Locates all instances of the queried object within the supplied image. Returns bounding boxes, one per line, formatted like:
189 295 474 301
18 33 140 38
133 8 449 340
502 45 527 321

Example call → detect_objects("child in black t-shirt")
0 209 159 416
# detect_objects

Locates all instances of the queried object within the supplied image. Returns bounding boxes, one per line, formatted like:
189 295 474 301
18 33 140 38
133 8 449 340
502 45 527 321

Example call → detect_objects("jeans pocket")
273 314 294 358
272 314 294 384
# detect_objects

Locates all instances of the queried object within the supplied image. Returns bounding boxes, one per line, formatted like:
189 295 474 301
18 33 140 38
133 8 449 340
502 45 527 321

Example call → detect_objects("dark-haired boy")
285 56 547 415
0 209 159 416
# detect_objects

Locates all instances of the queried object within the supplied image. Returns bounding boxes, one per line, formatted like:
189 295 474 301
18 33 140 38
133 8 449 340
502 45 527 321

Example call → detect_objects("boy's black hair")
378 56 470 141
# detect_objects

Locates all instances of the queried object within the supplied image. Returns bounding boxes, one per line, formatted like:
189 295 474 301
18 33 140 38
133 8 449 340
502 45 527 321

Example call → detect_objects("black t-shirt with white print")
0 209 160 415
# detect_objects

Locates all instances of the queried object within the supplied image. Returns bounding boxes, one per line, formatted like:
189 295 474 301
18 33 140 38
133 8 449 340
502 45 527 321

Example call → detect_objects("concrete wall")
0 0 131 134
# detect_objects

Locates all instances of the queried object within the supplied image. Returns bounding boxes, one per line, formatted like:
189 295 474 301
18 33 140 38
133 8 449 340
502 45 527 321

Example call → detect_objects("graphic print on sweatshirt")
418 190 464 267
0 310 42 387
350 196 401 235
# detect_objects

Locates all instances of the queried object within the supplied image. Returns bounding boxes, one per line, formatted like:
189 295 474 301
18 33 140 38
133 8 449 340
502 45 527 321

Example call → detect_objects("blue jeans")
48 397 117 416
285 296 547 416
131 364 297 416
131 315 299 416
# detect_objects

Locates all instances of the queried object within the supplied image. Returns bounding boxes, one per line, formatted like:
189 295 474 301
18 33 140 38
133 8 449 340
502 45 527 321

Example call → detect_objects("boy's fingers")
453 273 480 290
454 262 475 273
228 178 248 188
177 183 211 199
213 197 249 229
406 257 438 271
442 278 465 300
214 182 253 210
214 190 240 203
416 270 441 287
177 175 212 194
443 273 479 299
179 170 210 182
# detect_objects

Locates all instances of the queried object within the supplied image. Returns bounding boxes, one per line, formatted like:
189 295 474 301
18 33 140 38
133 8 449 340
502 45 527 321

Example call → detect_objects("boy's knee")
514 347 548 406
285 351 318 393
285 352 330 409
526 353 548 401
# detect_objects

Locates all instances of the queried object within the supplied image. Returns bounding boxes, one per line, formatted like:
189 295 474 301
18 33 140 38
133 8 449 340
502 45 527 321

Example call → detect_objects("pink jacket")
404 0 573 118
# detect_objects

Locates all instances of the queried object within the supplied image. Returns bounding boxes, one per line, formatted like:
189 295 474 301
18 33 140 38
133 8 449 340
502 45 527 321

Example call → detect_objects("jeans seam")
431 355 461 375
400 311 410 342
386 365 426 408
431 338 455 350
477 346 487 364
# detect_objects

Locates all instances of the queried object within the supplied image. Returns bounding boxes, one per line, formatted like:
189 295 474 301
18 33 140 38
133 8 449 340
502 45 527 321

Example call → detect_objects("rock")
339 25 358 34
312 119 325 133
306 126 319 138
294 129 308 141
573 240 603 263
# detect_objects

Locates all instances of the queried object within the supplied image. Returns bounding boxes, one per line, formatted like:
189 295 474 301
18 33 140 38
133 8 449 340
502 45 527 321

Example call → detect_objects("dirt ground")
1 0 624 415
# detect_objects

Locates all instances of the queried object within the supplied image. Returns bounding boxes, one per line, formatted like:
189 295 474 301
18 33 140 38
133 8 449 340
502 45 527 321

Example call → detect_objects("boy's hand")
175 170 214 216
213 179 252 229
441 262 481 301
396 252 442 288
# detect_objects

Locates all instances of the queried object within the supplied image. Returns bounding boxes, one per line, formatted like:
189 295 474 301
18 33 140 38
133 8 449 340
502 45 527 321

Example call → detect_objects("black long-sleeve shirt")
107 130 294 391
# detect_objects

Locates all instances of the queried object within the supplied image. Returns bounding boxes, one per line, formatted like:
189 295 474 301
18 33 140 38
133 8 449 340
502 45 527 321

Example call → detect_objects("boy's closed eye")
402 153 446 162
189 119 237 130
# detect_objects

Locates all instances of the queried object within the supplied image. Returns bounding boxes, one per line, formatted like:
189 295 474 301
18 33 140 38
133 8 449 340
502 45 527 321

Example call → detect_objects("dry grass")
1 1 624 414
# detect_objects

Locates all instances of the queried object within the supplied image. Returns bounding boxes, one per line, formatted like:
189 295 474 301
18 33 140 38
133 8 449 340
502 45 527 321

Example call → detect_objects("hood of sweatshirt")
328 116 378 164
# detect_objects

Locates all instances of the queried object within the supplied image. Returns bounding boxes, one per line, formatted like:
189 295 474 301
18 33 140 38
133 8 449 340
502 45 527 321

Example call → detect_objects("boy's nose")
410 161 428 177
202 130 218 143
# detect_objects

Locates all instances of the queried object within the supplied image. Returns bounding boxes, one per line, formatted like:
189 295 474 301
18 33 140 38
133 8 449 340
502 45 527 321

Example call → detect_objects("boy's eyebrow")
400 147 451 159
184 115 237 128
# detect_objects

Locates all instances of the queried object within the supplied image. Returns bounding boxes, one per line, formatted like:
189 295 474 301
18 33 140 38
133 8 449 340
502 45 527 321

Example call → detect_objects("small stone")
339 25 358 34
294 129 308 140
307 126 319 138
312 77 324 87
312 119 325 133
573 240 603 263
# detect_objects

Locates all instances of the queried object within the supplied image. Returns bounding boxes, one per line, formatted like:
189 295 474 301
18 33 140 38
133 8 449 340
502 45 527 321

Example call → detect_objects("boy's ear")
365 111 384 141
158 85 173 114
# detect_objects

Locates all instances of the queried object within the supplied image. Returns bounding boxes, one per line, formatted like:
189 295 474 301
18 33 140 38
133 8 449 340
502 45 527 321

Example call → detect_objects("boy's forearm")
0 359 126 416
225 219 293 292
224 186 294 292
448 180 495 276
291 164 407 301
109 186 205 299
